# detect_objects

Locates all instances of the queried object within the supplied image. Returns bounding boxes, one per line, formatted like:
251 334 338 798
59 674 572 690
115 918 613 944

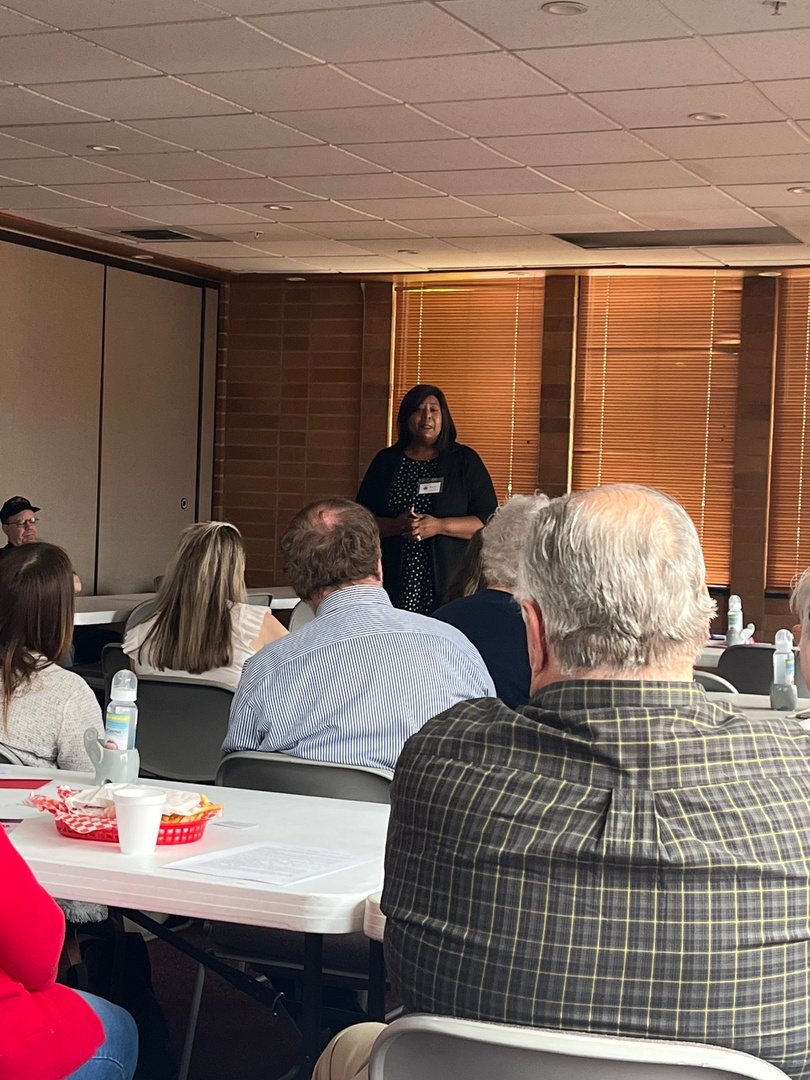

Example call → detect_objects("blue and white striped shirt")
223 585 495 771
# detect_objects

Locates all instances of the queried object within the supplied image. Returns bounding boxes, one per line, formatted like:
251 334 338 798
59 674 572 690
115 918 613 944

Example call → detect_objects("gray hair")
791 568 810 633
482 494 549 590
515 484 715 674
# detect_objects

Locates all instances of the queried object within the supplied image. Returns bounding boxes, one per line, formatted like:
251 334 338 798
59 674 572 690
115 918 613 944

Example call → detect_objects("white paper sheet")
165 841 369 886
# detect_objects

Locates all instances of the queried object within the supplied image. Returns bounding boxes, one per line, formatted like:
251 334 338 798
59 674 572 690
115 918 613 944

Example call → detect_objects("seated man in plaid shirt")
314 484 810 1080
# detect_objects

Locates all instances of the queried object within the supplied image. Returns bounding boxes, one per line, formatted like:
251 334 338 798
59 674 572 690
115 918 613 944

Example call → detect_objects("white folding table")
0 767 387 1075
74 587 300 625
706 691 810 727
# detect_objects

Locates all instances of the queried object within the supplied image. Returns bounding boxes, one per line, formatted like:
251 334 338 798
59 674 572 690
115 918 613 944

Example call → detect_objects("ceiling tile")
0 187 101 209
340 195 492 219
389 217 532 236
266 105 461 144
518 38 743 93
1 0 217 28
92 151 260 182
581 83 785 128
241 238 373 256
710 29 810 82
758 81 810 120
0 7 51 34
143 204 284 227
211 145 384 176
457 213 644 235
245 6 496 63
0 132 62 159
0 156 142 185
19 206 164 230
34 77 248 120
135 241 263 258
165 176 324 202
755 206 810 228
481 130 662 167
684 155 810 186
127 114 320 151
4 121 184 156
292 255 409 271
288 219 423 239
628 207 771 229
205 0 415 11
459 191 617 216
0 32 158 83
342 139 519 172
437 0 686 48
0 85 104 125
662 0 810 34
49 181 207 205
185 66 395 112
402 168 559 195
82 21 314 76
203 222 318 241
720 184 810 208
637 122 810 159
586 247 724 266
281 173 442 199
228 201 379 222
694 244 810 264
539 160 709 191
357 237 467 259
339 53 560 103
593 186 743 212
419 95 622 139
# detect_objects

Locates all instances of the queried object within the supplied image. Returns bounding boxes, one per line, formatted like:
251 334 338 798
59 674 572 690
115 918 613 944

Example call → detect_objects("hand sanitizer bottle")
105 670 139 751
727 595 743 646
771 629 798 711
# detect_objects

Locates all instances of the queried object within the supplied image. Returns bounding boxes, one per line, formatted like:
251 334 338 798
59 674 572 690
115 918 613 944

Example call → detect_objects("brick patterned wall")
214 278 391 585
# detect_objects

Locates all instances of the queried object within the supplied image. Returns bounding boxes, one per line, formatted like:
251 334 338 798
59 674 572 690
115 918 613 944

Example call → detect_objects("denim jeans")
65 990 138 1080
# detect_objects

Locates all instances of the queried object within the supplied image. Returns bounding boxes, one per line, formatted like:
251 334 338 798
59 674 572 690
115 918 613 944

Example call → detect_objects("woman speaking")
357 384 497 614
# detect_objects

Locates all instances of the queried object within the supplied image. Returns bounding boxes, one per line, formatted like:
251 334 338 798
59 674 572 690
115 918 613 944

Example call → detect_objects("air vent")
118 228 196 242
555 226 801 250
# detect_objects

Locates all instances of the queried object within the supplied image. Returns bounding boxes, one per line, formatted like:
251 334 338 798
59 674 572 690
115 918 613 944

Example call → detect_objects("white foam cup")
113 787 167 855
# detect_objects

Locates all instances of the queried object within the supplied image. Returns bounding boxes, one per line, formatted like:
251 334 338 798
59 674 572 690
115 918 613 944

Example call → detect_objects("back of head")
0 542 74 720
517 484 714 675
281 499 381 603
144 521 246 675
482 494 549 591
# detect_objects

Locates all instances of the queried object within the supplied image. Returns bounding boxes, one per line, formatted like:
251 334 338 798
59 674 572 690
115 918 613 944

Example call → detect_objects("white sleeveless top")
122 603 270 690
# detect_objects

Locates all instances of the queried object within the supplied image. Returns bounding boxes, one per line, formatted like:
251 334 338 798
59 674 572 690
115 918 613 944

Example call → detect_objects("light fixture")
397 248 419 254
688 112 728 122
263 204 293 211
541 1 588 13
132 253 154 261
509 270 529 276
87 144 120 152
788 186 810 194
286 276 306 281
758 271 783 277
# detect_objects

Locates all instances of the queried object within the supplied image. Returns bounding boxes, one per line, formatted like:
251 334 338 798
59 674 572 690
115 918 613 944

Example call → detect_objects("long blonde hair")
139 521 247 675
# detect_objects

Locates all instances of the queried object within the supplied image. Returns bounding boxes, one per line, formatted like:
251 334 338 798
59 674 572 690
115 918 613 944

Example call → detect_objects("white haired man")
314 485 810 1080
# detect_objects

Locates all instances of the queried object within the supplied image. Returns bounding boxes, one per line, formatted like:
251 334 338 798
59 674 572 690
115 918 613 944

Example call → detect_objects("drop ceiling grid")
0 0 804 270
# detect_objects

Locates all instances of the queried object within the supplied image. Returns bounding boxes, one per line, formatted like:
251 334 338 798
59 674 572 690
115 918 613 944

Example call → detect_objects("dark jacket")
357 442 497 608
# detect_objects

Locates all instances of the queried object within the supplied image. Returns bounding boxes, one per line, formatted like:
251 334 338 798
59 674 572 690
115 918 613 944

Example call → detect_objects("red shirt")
0 827 103 1079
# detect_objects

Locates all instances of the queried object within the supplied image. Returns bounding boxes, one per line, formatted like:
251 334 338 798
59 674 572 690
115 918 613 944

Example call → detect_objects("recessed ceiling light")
509 270 529 276
688 112 728 122
263 204 293 211
132 253 154 261
88 144 120 152
286 276 306 281
541 1 587 13
397 248 419 254
758 271 783 277
788 186 810 194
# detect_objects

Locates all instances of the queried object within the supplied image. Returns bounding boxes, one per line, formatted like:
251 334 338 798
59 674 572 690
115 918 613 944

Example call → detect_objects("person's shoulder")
398 695 518 759
39 663 98 702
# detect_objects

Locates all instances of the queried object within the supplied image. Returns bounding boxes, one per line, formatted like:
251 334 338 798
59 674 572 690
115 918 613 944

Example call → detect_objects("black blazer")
357 442 497 608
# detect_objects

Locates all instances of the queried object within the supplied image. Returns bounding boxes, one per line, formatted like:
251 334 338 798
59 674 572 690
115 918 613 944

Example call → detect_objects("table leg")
299 933 324 1078
367 940 386 1021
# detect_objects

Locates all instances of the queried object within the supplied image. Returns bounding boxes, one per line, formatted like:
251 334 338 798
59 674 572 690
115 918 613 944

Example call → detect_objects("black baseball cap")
0 496 40 524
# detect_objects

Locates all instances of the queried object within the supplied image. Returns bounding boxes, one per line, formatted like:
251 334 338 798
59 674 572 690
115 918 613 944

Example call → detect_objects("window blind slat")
392 278 545 502
571 270 743 586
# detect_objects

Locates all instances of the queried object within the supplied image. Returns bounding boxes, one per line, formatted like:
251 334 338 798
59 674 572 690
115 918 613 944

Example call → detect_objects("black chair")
693 669 738 693
0 742 24 765
134 677 234 784
215 750 392 803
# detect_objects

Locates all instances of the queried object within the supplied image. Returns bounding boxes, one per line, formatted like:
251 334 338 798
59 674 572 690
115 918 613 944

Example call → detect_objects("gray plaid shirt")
383 681 810 1079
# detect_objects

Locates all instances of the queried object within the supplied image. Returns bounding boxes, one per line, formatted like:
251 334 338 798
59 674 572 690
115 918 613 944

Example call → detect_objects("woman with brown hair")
0 542 97 770
124 520 287 688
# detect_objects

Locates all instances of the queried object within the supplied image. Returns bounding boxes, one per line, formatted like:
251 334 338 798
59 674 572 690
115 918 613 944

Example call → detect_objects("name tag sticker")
418 477 444 496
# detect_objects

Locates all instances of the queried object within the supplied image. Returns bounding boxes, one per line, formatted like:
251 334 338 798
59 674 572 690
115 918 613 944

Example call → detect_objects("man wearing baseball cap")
0 496 40 555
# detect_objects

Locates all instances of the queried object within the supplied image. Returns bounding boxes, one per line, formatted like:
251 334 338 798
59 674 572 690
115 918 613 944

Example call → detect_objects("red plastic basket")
55 816 209 845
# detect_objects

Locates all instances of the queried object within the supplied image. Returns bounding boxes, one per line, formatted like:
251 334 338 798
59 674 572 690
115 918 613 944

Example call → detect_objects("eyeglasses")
6 517 38 528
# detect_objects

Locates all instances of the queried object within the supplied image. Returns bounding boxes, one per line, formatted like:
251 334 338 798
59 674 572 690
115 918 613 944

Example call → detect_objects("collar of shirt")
535 678 705 716
316 584 392 619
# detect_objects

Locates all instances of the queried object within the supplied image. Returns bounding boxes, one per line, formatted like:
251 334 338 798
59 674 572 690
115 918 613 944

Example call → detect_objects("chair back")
368 1015 791 1080
135 676 234 783
693 669 738 693
717 645 775 695
216 750 392 803
246 592 272 607
288 600 315 633
0 742 24 765
101 643 132 706
125 599 156 633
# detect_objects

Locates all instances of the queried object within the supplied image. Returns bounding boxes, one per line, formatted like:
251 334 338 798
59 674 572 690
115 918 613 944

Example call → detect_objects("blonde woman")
124 521 287 689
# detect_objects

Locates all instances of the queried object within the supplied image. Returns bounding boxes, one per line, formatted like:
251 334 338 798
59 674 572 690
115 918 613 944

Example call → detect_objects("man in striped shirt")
313 484 810 1080
223 498 494 771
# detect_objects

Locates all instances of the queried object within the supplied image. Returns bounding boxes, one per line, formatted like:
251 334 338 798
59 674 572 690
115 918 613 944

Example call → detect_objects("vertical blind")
572 270 743 585
767 272 810 589
392 277 545 502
